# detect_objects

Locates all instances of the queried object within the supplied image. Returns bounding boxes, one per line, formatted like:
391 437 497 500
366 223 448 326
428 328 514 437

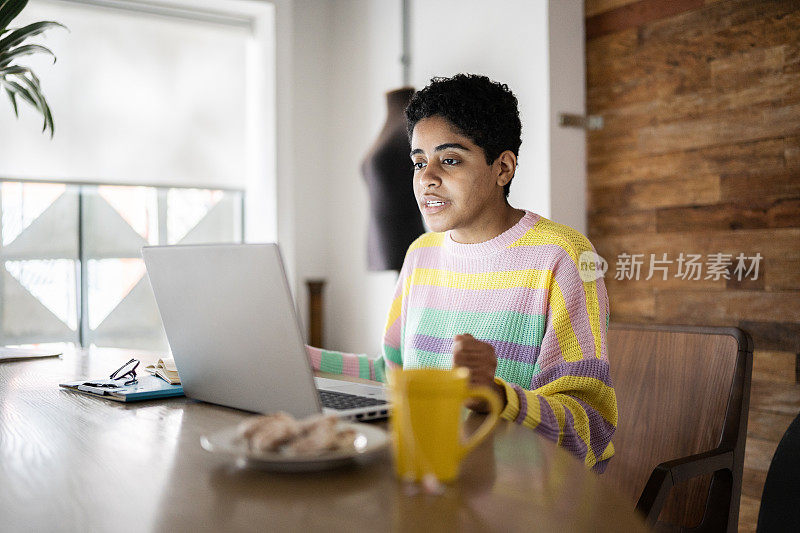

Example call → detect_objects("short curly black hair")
405 73 522 198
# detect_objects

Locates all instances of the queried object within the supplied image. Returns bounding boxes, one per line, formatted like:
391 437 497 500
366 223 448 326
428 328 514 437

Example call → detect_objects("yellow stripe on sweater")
548 281 583 362
409 267 552 291
384 275 413 334
535 375 618 426
509 218 604 360
407 232 445 253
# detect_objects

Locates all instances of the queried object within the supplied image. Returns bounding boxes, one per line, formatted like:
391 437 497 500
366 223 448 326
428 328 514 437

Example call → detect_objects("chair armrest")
636 448 735 526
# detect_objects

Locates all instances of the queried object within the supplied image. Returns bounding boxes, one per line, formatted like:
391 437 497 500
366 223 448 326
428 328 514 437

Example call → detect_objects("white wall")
294 0 401 354
548 0 588 234
409 0 551 218
284 0 587 355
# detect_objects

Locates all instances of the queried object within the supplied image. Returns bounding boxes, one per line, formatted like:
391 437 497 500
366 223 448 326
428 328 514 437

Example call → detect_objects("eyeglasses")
109 358 140 386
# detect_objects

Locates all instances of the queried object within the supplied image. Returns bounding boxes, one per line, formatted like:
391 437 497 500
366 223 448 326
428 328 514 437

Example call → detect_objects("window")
0 180 243 351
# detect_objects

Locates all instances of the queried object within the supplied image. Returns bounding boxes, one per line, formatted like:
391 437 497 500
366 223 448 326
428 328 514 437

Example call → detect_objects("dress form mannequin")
361 87 425 271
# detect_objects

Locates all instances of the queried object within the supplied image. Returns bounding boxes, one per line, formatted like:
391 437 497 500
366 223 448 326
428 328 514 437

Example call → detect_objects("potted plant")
0 0 65 137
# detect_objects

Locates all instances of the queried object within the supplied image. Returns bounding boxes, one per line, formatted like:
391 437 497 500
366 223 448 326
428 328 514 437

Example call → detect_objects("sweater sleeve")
305 248 413 383
305 344 386 382
496 247 617 473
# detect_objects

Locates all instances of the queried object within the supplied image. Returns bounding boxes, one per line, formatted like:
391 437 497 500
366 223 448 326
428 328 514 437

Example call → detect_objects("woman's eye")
412 161 426 170
442 158 459 166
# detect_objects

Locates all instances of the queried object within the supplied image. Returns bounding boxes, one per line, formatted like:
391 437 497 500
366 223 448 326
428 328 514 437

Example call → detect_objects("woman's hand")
452 334 507 412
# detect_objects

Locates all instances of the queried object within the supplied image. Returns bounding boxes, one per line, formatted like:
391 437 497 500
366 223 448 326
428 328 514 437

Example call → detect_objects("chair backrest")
603 323 752 529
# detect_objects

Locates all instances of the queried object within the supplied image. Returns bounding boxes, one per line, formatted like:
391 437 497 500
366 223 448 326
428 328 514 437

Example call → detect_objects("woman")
307 74 616 473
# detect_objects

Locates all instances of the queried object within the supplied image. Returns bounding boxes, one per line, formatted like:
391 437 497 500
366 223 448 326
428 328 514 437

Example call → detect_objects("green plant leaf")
5 86 17 116
0 73 39 109
0 43 55 68
0 76 39 109
0 20 67 52
5 69 52 134
0 0 28 32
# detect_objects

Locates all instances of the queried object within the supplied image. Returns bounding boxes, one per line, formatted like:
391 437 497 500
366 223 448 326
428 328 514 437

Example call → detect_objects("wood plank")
655 289 800 323
604 272 723 291
588 210 656 238
747 408 797 441
749 379 800 416
585 28 639 68
589 175 720 211
752 351 798 384
588 137 793 188
589 68 800 126
588 9 800 91
637 103 800 156
585 0 703 40
739 321 800 352
786 136 800 167
741 467 767 500
737 493 760 533
603 288 655 320
654 199 800 234
637 0 798 56
710 45 786 91
592 228 800 263
744 436 776 474
764 259 800 291
721 170 799 203
585 0 641 18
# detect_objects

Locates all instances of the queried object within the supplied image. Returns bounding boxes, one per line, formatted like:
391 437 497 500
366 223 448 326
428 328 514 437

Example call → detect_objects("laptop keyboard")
318 389 388 411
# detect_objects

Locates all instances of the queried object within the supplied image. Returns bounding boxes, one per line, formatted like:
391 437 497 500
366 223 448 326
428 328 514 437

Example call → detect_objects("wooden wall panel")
585 0 800 354
585 2 800 530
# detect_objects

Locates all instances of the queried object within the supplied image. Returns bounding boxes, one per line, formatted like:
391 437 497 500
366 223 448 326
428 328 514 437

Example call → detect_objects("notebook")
59 374 184 403
1 346 62 362
145 358 181 384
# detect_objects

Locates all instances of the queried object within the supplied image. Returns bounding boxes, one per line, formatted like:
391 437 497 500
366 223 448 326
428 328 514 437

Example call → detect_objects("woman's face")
410 115 510 243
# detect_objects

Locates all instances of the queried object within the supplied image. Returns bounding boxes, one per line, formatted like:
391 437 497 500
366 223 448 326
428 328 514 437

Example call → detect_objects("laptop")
141 243 389 421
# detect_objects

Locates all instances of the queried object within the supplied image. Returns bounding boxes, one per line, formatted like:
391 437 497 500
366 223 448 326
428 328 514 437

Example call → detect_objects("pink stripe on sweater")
409 242 570 272
405 284 549 316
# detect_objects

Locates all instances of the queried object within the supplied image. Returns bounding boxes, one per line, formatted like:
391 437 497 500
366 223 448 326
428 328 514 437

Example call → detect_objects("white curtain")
0 0 248 188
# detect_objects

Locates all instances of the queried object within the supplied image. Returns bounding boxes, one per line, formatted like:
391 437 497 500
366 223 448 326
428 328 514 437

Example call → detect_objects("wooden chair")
603 323 753 532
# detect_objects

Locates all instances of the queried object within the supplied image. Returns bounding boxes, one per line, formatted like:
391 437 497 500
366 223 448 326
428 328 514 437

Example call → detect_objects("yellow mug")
388 367 502 482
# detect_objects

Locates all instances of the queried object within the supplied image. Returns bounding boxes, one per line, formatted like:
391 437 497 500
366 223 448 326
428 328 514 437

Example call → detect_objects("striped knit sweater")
307 210 617 472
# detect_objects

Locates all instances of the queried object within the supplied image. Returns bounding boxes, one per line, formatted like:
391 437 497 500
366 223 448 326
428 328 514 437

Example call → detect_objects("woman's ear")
495 150 517 187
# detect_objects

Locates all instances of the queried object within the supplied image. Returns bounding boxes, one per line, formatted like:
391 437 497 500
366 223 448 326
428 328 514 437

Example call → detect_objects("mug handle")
458 385 502 460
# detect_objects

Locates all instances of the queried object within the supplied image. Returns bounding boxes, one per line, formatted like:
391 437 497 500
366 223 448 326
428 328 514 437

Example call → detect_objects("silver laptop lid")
142 243 321 417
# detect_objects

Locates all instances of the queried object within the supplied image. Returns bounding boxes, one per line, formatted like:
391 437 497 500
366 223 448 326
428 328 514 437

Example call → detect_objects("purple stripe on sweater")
573 396 616 462
411 334 541 365
592 457 610 474
512 384 528 424
530 359 613 390
559 406 589 460
406 284 549 316
533 395 560 441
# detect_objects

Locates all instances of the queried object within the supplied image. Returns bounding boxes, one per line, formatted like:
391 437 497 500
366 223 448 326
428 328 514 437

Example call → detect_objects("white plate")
200 421 389 472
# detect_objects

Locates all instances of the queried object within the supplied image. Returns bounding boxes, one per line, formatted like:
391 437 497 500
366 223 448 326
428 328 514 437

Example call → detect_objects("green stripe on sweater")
496 358 539 389
357 354 371 380
320 350 343 374
384 345 402 366
406 307 547 347
404 349 453 370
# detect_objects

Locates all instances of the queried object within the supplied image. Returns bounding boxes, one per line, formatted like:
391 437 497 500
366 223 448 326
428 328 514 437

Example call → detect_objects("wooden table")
0 347 648 532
